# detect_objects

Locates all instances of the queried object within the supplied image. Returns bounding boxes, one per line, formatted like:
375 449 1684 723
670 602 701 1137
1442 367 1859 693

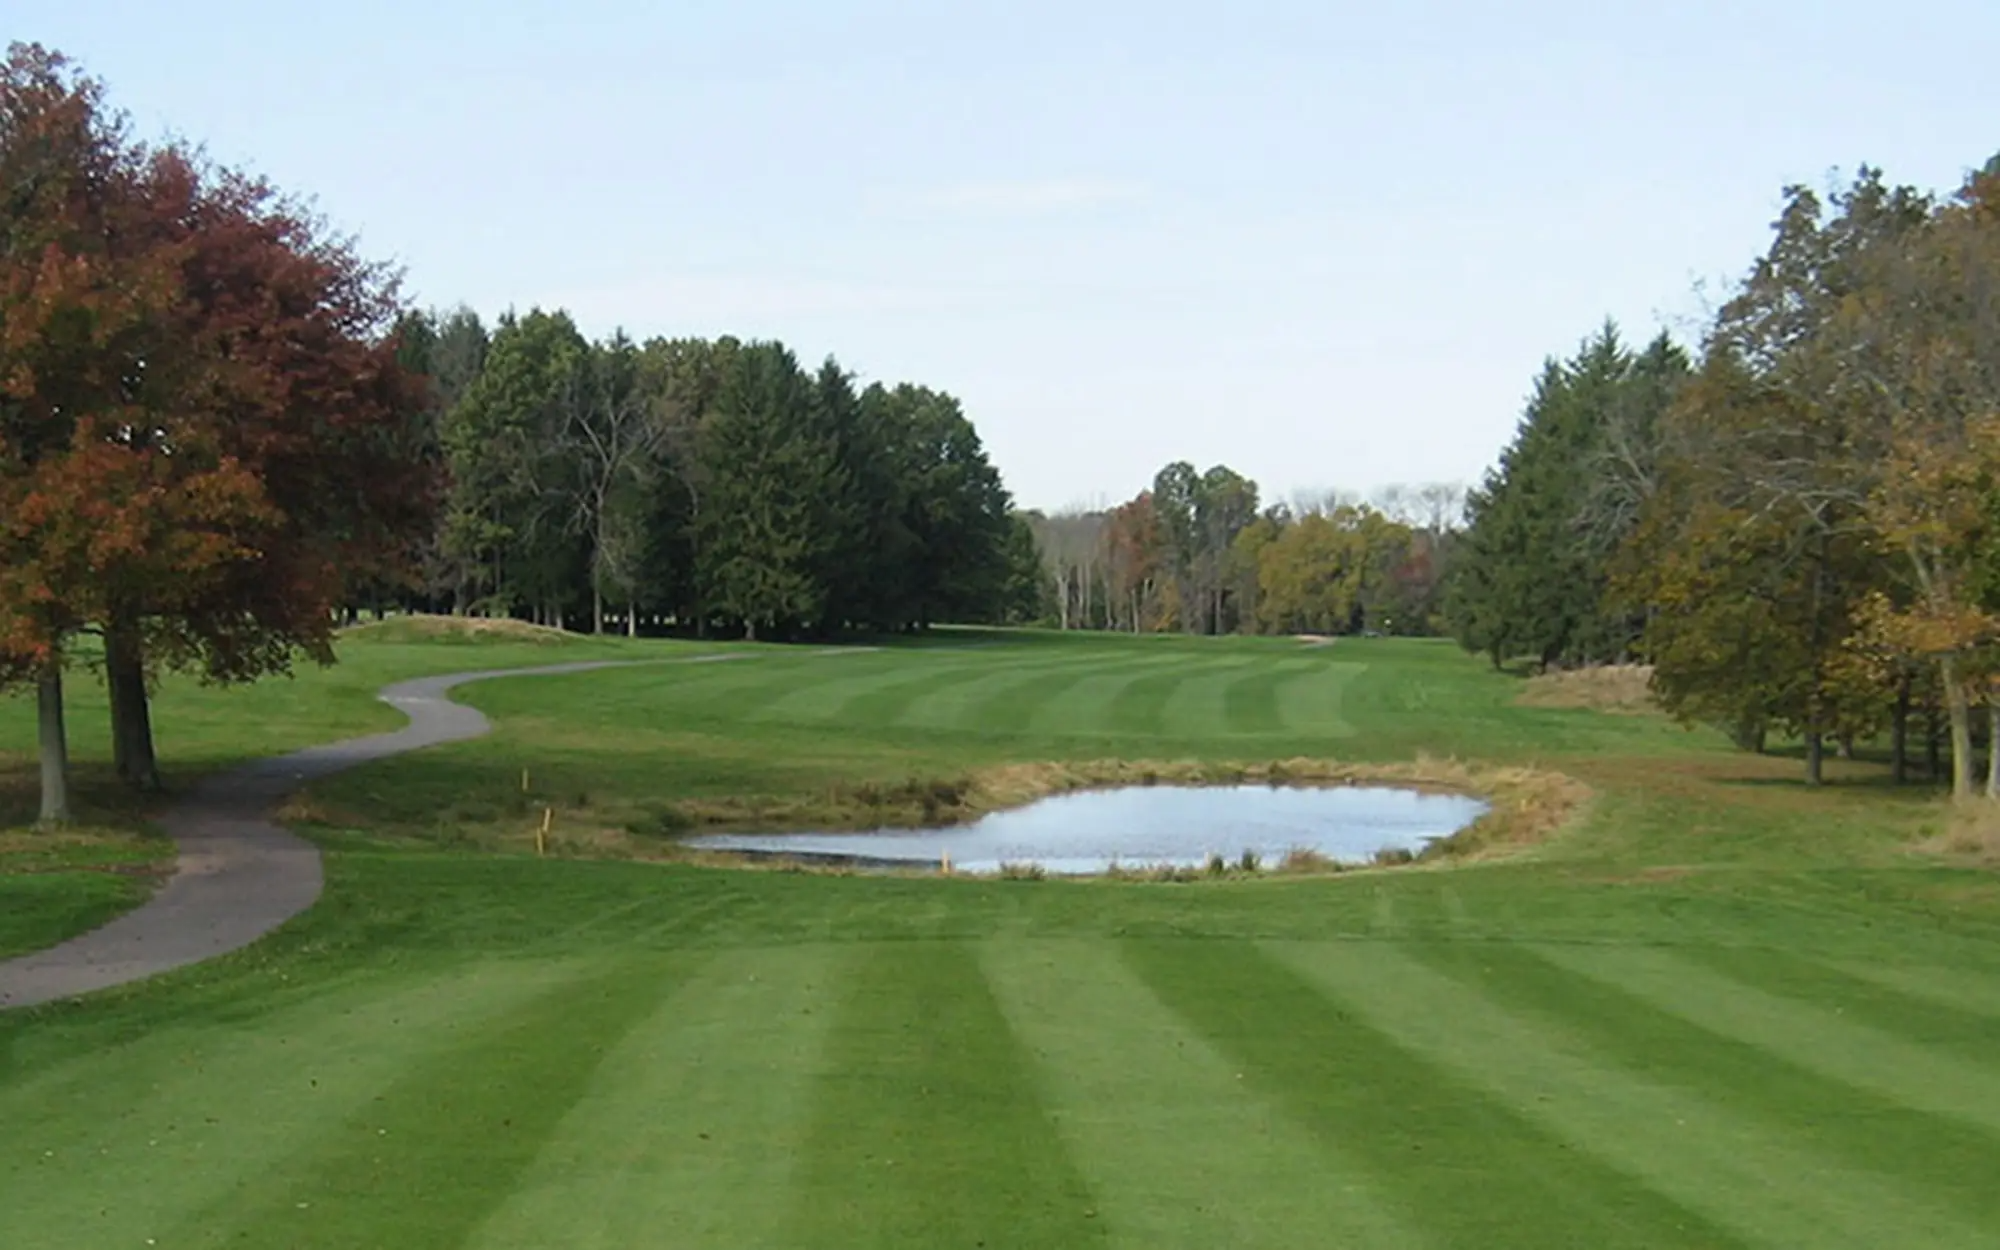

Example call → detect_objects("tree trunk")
593 585 604 635
1940 654 1976 800
1805 545 1827 787
37 667 71 827
1928 700 1944 780
106 622 162 791
1988 700 2000 801
1891 670 1911 785
626 605 638 638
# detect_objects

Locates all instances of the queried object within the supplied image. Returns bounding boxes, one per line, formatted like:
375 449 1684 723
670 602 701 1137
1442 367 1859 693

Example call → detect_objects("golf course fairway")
3 628 1999 1249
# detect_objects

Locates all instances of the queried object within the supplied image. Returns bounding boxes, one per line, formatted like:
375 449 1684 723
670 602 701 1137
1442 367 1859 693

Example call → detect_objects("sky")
14 1 2000 511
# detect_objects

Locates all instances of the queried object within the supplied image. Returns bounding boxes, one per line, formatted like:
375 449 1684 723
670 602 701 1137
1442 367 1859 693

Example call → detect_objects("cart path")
0 657 738 1010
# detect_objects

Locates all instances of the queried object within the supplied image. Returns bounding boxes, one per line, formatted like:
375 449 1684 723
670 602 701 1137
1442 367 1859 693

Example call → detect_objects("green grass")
4 627 2000 1247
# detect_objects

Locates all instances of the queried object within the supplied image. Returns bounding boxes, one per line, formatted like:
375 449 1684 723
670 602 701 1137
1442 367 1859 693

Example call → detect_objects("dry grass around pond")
294 753 1591 880
1515 664 1659 715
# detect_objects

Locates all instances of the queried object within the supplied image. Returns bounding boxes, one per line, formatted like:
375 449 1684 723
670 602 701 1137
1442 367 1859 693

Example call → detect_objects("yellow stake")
521 767 530 793
537 805 552 857
940 851 952 876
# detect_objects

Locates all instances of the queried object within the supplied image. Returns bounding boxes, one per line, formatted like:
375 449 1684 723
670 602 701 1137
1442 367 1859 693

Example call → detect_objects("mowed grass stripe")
747 654 985 726
981 939 1419 1250
1157 658 1259 736
177 956 699 1250
0 962 591 1250
1827 959 2000 1023
1544 945 2000 1139
1100 660 1236 736
1126 939 1737 1249
1678 945 2000 1066
1020 656 1191 736
1404 941 2000 1231
964 648 1184 736
837 654 1070 728
1274 941 1992 1249
782 941 1105 1249
1221 659 1317 734
894 654 1158 734
469 945 841 1250
477 658 782 727
971 654 1185 736
1274 660 1364 735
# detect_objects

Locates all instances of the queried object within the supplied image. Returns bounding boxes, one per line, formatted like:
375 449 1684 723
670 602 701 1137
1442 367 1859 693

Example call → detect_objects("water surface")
688 784 1487 875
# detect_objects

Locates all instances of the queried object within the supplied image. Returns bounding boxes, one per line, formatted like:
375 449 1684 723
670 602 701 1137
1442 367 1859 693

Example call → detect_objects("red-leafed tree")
0 44 433 823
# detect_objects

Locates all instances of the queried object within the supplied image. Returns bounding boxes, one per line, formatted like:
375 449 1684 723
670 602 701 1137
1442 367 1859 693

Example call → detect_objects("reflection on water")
686 785 1488 875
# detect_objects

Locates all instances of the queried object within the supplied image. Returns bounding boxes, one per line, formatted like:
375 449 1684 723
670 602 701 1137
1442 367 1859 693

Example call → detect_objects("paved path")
0 660 657 1010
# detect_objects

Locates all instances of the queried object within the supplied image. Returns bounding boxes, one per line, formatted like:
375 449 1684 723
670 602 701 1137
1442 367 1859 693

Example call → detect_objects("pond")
685 784 1489 875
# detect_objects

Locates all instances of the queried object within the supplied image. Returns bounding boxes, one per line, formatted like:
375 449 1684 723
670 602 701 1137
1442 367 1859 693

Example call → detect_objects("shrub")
624 804 695 838
1277 847 1340 874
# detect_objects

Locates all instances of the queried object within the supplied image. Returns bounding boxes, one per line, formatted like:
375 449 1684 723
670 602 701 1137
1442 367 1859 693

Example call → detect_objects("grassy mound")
337 613 580 646
1515 662 1658 714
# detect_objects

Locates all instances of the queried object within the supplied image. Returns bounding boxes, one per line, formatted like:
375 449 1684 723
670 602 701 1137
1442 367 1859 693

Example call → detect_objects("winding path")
0 660 659 1010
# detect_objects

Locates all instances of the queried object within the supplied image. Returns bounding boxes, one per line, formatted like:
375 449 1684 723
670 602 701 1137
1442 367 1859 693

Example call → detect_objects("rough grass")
0 826 172 959
1926 800 2000 865
4 631 2000 1248
1515 663 1658 714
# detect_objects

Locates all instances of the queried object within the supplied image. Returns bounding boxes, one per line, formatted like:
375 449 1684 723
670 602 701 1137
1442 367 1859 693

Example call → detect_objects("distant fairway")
5 630 2000 1248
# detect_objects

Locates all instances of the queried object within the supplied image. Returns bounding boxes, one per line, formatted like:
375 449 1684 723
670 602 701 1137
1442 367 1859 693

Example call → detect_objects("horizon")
15 1 2000 510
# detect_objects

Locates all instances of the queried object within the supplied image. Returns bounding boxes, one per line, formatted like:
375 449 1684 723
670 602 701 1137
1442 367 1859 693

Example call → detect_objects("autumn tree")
1620 171 1928 782
0 44 433 813
1103 492 1166 632
1837 161 2000 797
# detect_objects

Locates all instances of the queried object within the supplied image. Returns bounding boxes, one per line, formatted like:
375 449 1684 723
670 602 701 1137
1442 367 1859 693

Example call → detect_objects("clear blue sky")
18 1 2000 510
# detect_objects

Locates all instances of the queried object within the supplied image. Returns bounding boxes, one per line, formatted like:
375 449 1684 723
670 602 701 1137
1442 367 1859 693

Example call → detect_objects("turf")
3 628 2000 1247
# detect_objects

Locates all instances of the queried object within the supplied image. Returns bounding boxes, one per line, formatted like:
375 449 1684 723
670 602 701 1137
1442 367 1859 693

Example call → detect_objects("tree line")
395 309 1032 641
1027 466 1462 638
1445 156 2000 799
0 45 1030 825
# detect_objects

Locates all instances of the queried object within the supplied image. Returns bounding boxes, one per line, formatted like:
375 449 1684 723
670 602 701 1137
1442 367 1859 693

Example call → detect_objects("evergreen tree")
1447 324 1686 668
694 342 841 639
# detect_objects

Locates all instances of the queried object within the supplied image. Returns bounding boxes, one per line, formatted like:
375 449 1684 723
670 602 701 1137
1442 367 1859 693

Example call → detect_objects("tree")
1193 465 1259 634
1029 508 1106 631
565 332 665 634
1838 162 2000 797
695 342 838 639
878 385 1014 628
1619 172 1928 783
1103 493 1166 632
1448 324 1685 670
439 309 588 620
1 44 434 814
396 305 488 612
